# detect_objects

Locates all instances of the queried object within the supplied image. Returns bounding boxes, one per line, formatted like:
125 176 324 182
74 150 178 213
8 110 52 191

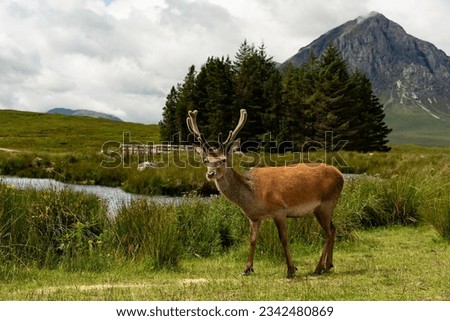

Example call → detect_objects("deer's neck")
214 167 254 209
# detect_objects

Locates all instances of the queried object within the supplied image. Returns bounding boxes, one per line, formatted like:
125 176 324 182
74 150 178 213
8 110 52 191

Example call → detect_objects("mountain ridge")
47 108 123 122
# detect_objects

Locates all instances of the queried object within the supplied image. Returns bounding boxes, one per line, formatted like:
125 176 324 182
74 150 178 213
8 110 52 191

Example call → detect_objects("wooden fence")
121 144 194 156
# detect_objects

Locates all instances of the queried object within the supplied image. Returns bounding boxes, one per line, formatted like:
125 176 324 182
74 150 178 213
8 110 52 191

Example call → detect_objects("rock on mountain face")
47 108 123 122
282 12 450 119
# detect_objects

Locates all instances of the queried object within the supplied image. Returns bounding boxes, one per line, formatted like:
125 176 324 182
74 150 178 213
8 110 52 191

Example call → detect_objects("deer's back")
247 163 344 211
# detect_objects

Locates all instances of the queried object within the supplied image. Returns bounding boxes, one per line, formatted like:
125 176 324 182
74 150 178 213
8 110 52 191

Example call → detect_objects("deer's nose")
206 171 216 179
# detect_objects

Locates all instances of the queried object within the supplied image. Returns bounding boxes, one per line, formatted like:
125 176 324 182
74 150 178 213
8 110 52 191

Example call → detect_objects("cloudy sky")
1 0 449 124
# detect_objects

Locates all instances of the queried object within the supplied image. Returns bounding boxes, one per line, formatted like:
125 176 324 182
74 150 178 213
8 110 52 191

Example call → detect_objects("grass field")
1 109 449 301
2 226 449 300
1 110 449 196
1 167 449 300
0 109 160 153
384 107 450 146
1 109 449 155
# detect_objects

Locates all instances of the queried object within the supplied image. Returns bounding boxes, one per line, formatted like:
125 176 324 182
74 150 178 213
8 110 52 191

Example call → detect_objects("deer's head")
187 109 247 181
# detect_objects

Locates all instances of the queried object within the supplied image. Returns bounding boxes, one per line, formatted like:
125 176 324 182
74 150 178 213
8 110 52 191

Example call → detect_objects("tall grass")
335 168 446 229
122 162 216 196
342 174 427 228
1 157 449 278
424 195 450 240
0 184 110 274
113 199 182 269
418 164 450 241
112 196 247 267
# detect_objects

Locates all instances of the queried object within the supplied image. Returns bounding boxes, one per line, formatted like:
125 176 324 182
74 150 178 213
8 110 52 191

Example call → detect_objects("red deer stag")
187 109 344 278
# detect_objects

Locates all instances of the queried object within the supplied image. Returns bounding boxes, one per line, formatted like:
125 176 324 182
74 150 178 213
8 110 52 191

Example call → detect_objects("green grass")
1 109 449 197
0 184 111 270
335 144 450 177
384 107 450 146
1 226 449 300
0 109 159 153
1 109 450 300
1 165 450 300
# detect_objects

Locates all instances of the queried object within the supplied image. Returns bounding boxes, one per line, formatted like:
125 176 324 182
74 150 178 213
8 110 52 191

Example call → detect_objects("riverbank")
0 149 217 196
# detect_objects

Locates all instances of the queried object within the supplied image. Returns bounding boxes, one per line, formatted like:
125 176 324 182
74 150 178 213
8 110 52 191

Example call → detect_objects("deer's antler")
187 109 247 152
222 109 247 146
186 110 211 149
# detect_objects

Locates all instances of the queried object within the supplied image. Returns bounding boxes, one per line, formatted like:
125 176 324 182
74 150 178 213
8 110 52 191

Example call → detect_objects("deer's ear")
226 139 241 156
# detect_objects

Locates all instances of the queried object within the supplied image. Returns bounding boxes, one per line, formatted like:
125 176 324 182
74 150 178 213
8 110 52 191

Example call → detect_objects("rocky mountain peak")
283 12 450 119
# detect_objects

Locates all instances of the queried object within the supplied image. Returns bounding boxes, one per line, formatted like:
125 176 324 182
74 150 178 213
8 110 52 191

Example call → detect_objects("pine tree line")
159 41 391 152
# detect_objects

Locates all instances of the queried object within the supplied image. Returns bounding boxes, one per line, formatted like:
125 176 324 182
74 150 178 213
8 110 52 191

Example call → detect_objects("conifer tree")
174 65 196 143
279 63 309 146
233 42 282 144
350 70 392 151
312 43 357 147
194 56 234 140
295 54 321 144
159 86 179 142
279 63 299 142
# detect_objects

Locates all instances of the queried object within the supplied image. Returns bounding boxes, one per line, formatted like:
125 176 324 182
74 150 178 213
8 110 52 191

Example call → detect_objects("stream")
0 176 181 215
0 173 363 215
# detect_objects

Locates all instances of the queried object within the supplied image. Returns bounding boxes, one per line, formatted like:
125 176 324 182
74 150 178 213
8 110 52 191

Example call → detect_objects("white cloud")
0 0 449 124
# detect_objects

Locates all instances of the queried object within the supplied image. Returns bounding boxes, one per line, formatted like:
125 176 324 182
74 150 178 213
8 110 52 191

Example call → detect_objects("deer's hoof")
286 266 298 279
241 268 254 276
314 265 333 275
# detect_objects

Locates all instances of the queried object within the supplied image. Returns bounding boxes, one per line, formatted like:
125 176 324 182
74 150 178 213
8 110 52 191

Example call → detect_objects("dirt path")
0 147 19 152
33 278 211 295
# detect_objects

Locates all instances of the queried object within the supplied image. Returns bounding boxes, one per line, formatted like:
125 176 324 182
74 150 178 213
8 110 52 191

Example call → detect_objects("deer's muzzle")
206 170 216 180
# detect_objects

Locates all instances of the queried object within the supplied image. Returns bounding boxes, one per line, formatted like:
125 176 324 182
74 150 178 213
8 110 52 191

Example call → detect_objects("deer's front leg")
242 219 261 276
274 216 297 278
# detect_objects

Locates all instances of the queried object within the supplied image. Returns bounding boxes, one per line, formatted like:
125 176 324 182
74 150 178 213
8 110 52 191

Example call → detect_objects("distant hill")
0 109 158 153
47 108 123 122
281 12 450 146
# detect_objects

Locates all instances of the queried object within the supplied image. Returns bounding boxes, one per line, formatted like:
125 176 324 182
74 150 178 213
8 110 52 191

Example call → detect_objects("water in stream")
0 176 181 215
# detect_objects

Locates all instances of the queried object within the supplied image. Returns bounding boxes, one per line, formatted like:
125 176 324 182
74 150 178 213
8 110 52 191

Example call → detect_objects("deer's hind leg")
313 202 336 274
